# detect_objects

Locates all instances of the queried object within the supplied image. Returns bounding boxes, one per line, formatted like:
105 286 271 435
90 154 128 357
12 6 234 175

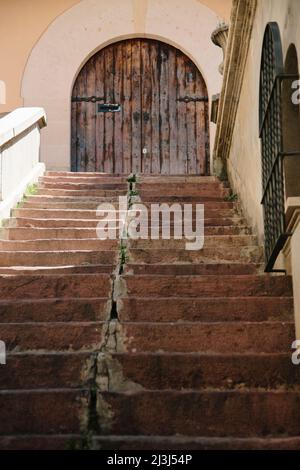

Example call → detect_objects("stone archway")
21 0 222 171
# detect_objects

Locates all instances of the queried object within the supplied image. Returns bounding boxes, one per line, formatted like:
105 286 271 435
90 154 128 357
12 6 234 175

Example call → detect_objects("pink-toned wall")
0 0 231 113
0 0 80 112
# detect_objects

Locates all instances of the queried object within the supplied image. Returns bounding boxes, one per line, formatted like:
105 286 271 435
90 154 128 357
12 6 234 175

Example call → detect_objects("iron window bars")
259 22 300 272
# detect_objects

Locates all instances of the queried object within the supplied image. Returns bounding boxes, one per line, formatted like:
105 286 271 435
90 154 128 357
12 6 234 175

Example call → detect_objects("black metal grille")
259 23 299 272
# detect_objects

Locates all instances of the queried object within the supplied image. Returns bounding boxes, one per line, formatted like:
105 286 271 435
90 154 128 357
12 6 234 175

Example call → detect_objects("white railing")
0 108 47 220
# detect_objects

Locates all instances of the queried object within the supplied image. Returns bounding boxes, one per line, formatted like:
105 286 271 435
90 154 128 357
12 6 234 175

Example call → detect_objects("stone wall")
226 0 300 242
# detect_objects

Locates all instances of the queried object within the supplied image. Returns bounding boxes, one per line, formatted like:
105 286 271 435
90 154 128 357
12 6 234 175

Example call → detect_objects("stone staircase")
0 172 298 450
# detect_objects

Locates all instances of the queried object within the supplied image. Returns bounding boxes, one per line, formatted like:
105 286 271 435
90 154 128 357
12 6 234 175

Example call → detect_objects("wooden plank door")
71 39 209 174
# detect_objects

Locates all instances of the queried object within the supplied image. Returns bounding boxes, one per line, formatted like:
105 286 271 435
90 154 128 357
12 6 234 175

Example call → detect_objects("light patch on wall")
0 81 6 105
133 0 148 33
196 0 232 21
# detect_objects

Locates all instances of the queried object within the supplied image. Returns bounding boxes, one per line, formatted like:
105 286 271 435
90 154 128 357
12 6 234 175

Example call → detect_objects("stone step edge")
0 388 299 396
1 434 300 450
4 351 294 358
0 295 293 303
0 320 294 326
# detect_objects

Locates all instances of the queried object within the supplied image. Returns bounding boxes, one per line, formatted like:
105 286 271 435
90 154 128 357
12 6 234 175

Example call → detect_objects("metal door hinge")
177 96 208 103
71 96 105 103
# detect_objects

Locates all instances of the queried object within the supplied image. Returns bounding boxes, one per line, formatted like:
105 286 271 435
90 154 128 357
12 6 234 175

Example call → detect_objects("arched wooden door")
71 39 209 174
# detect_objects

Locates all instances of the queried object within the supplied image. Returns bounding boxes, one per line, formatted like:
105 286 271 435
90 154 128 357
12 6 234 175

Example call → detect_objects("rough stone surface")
0 173 297 450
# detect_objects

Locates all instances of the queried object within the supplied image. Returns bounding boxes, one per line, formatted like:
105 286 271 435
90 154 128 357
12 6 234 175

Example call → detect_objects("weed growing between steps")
127 173 137 187
225 192 238 202
119 243 128 274
25 183 38 196
15 182 38 209
129 189 139 198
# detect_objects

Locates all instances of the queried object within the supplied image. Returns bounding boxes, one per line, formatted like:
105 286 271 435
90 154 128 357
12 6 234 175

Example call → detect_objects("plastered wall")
19 0 230 170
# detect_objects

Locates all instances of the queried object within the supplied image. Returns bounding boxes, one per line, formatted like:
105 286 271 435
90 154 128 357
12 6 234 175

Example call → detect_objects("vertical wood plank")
71 80 78 171
160 44 170 175
76 67 87 172
150 41 160 174
85 56 96 172
204 100 210 175
114 42 124 173
176 52 187 175
95 50 105 172
195 72 207 175
168 47 178 174
131 39 142 173
141 40 152 174
104 46 114 173
123 40 133 174
186 59 197 174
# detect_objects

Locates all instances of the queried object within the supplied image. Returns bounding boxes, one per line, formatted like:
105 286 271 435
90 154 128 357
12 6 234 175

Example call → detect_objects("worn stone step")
129 206 237 218
1 322 107 352
0 250 118 267
124 263 262 276
127 236 258 250
99 352 300 391
137 176 219 184
117 321 294 354
127 247 263 264
21 200 237 210
36 189 127 197
0 235 255 250
12 208 130 219
22 199 121 209
0 353 93 389
0 264 115 275
26 195 125 203
136 181 225 190
11 208 239 220
45 171 127 178
94 390 300 437
138 192 231 200
1 434 300 451
40 182 127 191
0 274 112 299
122 275 292 298
136 183 231 197
4 217 124 229
1 321 293 354
0 298 110 322
0 435 77 450
0 239 118 251
138 196 235 204
10 209 101 219
1 352 298 391
0 390 88 435
93 435 300 450
34 189 229 199
5 216 248 229
0 226 251 241
41 175 128 184
118 297 293 322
